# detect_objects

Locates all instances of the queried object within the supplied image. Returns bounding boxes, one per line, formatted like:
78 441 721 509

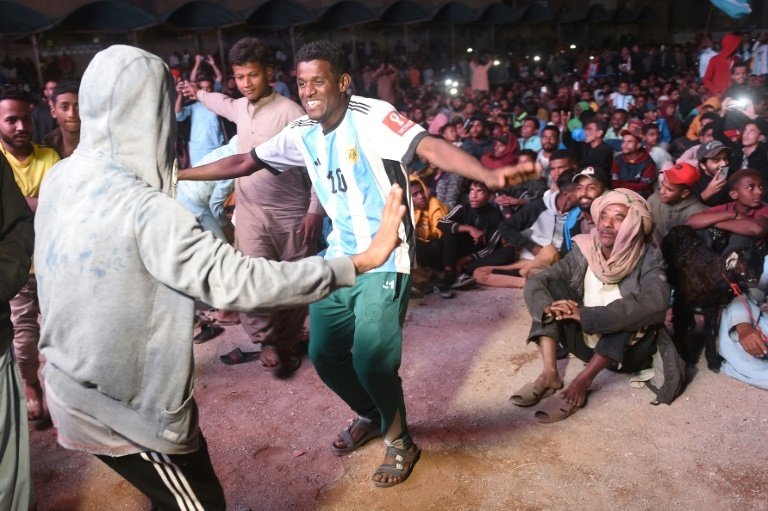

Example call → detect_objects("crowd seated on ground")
380 31 768 394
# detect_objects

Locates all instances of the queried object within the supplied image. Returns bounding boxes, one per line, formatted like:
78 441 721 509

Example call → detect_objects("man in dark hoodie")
0 153 35 511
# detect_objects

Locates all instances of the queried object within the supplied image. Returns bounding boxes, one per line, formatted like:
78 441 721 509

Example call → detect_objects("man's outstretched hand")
490 161 537 190
350 185 405 274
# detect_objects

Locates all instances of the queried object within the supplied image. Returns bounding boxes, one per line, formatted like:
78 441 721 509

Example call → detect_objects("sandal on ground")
510 380 564 407
193 324 224 344
372 444 421 488
330 416 382 456
193 312 213 328
533 394 583 423
219 348 259 365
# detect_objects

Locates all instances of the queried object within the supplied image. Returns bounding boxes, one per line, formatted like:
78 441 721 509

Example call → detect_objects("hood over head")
409 174 431 200
720 33 741 57
77 45 176 195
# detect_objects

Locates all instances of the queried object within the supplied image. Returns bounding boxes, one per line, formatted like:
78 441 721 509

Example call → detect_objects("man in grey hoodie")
33 45 405 510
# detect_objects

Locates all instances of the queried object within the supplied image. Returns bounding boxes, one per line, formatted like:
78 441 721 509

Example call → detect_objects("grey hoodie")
34 46 355 454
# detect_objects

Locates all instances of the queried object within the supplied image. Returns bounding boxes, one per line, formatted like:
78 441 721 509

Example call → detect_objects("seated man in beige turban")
512 189 677 422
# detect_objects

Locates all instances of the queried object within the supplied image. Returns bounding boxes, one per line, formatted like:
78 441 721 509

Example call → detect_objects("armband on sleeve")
249 147 281 176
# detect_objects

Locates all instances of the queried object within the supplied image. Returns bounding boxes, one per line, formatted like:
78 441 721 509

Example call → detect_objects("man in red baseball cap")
648 162 707 239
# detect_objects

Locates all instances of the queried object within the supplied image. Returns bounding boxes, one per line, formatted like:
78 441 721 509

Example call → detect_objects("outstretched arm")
178 151 262 181
415 136 535 191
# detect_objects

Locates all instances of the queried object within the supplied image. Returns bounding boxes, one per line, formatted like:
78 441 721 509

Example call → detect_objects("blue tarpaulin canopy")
432 1 478 24
0 1 52 35
244 0 316 29
475 3 521 25
56 0 158 33
317 1 378 30
162 1 242 31
378 0 431 25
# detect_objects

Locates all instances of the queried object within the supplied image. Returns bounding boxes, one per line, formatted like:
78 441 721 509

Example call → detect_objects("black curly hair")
295 40 348 76
0 84 34 104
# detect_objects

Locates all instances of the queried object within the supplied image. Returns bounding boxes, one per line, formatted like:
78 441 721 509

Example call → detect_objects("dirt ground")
30 286 768 511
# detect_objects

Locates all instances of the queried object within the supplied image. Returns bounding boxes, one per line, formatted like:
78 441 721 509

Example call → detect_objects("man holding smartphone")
692 140 732 206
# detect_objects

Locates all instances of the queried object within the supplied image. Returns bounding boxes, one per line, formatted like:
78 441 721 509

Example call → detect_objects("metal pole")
31 33 43 88
217 28 226 67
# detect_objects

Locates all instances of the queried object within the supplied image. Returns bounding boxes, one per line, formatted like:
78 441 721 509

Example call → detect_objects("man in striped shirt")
180 40 533 488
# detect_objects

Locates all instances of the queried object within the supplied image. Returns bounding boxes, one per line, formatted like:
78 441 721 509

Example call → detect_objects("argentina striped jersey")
254 95 427 273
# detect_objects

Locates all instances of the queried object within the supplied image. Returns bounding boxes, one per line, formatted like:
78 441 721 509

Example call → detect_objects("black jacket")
0 154 34 353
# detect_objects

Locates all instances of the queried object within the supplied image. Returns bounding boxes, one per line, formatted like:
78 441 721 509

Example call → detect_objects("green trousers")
308 272 412 446
0 346 33 511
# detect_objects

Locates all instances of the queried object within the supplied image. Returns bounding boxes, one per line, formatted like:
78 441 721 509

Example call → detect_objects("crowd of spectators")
376 30 768 391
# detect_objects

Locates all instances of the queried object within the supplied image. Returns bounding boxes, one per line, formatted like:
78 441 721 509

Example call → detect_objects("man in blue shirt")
175 75 226 166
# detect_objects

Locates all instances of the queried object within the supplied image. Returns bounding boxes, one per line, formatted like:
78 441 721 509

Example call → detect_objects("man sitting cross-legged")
512 189 672 422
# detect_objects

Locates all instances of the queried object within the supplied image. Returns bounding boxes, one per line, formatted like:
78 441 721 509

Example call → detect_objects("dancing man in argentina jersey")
179 40 536 488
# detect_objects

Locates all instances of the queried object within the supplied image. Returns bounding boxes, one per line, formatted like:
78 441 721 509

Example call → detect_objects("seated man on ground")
610 119 657 198
647 162 707 240
643 123 673 171
492 149 547 219
473 169 579 288
562 166 611 253
512 189 671 422
717 269 768 390
677 113 720 163
691 140 732 206
410 175 448 296
436 180 516 294
685 168 768 255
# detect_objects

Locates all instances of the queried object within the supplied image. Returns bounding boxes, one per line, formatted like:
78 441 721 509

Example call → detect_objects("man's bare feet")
214 309 240 325
259 345 280 368
259 345 301 378
560 374 591 407
534 372 563 392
